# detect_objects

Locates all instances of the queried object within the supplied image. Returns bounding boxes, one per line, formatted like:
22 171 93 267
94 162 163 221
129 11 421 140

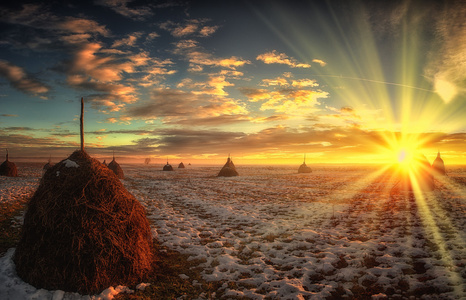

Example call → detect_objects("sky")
0 0 465 165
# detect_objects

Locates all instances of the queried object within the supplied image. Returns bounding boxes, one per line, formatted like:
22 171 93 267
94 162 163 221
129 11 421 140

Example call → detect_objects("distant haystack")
0 149 18 177
298 154 312 173
43 156 53 171
431 151 446 175
400 153 434 191
163 160 173 171
178 162 185 168
218 155 239 177
108 153 124 179
102 159 107 166
13 98 152 294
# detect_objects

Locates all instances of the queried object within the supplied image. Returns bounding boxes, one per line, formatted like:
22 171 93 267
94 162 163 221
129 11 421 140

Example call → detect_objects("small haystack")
431 151 446 175
298 154 312 173
218 155 239 177
108 152 124 179
178 162 185 168
102 159 107 166
13 98 152 294
43 156 53 171
0 149 18 177
163 159 173 171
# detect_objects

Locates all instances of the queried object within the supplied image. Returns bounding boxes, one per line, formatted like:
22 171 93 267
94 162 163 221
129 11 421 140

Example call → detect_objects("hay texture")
431 151 446 175
178 162 185 168
163 163 173 171
108 157 124 179
218 157 238 177
14 150 152 294
298 163 312 173
0 151 18 177
43 157 53 171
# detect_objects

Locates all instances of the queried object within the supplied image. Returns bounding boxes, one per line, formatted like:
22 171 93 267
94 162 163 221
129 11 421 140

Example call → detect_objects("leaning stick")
80 97 84 152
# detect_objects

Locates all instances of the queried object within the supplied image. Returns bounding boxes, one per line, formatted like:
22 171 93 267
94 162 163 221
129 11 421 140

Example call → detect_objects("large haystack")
178 162 185 168
163 160 173 171
14 150 152 294
218 155 239 177
298 155 312 173
0 149 18 177
431 151 446 175
108 154 124 179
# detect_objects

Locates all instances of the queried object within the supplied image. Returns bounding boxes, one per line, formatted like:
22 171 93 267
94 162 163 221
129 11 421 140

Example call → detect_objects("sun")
378 132 435 191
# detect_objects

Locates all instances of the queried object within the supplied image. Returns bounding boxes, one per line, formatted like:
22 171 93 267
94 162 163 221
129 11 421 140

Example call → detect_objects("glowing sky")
0 0 465 164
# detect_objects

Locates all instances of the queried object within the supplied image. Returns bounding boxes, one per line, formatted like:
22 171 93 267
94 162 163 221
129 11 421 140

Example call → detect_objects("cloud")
0 60 49 95
111 32 143 48
257 50 311 68
62 42 176 110
172 39 250 71
0 4 109 36
292 79 319 88
127 87 248 123
312 59 327 67
200 25 220 37
427 2 466 103
0 114 18 117
193 75 233 96
132 128 244 154
184 51 250 70
146 32 160 40
261 77 288 87
161 19 219 37
96 0 153 20
240 87 328 112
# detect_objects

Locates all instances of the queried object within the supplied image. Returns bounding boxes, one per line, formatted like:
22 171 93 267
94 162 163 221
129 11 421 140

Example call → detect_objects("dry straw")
13 98 152 294
298 154 312 173
0 149 18 177
108 152 124 179
218 155 238 177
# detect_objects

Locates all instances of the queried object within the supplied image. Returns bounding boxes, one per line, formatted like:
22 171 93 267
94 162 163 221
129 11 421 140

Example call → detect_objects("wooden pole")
80 98 84 152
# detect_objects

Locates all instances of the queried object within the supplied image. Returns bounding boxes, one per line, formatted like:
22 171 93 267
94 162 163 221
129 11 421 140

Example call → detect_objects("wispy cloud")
240 86 328 113
312 59 327 67
161 19 219 37
0 4 109 36
257 50 311 68
111 32 143 48
95 0 153 20
127 87 248 124
0 60 49 96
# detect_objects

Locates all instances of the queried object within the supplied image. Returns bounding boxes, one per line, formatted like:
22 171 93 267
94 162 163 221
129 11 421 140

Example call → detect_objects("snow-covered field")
1 163 465 299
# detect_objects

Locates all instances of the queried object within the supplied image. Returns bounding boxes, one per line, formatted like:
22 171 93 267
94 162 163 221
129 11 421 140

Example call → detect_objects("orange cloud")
261 77 289 86
0 60 49 96
240 87 328 112
111 32 142 48
312 59 327 67
127 87 248 124
257 50 311 68
291 79 319 88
